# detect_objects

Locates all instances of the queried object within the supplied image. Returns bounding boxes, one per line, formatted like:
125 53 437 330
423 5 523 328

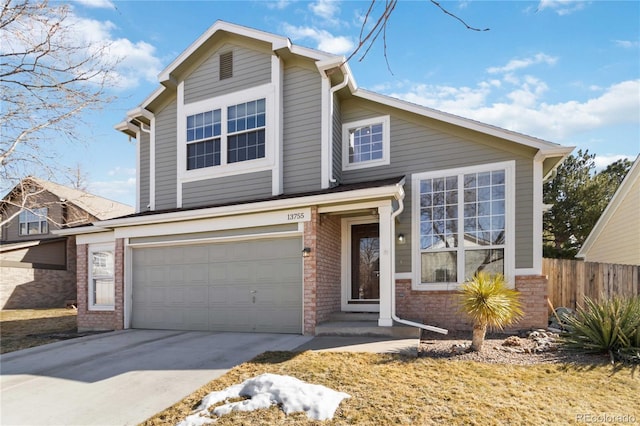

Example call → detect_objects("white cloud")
487 53 557 74
310 0 341 22
88 177 136 206
107 167 136 177
265 0 292 10
593 154 635 171
72 0 115 9
282 24 354 54
537 0 587 16
614 39 639 49
386 79 640 142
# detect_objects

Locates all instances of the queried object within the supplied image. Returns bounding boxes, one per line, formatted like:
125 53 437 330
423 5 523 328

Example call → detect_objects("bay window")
412 161 514 290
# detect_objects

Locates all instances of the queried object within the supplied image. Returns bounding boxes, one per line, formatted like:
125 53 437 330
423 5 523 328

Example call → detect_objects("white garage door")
131 237 302 333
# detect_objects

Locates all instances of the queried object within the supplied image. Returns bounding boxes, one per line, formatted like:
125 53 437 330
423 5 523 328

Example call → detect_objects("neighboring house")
1 177 133 309
58 21 573 334
577 155 640 266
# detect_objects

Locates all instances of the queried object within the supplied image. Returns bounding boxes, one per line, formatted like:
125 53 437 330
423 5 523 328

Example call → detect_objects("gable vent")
219 51 233 80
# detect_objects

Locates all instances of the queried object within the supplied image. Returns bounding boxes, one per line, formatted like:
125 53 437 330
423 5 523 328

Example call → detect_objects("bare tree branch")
0 0 117 196
347 0 489 67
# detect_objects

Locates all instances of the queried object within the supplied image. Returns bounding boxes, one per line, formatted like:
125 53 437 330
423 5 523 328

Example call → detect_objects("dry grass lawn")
142 351 639 426
0 308 77 354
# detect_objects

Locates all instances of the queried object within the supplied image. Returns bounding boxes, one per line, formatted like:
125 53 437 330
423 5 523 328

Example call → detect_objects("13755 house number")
287 212 306 221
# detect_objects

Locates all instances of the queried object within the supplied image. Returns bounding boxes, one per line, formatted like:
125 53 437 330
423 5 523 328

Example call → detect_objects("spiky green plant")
561 296 640 363
458 272 524 352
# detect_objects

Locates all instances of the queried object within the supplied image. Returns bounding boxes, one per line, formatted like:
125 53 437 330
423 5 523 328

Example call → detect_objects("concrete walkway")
0 330 312 426
294 336 420 356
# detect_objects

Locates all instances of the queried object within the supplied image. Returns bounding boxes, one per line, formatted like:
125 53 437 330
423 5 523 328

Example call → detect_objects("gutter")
328 72 349 184
390 182 448 335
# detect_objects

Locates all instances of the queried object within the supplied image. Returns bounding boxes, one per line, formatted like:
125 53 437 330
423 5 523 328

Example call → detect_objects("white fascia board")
355 89 574 153
289 45 337 61
578 155 640 258
94 183 403 229
158 21 291 82
53 226 111 236
114 121 139 135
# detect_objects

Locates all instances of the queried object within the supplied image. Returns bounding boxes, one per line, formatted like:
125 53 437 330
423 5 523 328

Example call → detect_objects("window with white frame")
413 162 514 290
88 244 115 310
19 208 48 236
342 116 390 170
185 98 266 171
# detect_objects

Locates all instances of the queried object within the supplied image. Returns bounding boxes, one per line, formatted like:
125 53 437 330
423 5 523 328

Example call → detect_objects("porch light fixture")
397 234 406 244
302 247 312 257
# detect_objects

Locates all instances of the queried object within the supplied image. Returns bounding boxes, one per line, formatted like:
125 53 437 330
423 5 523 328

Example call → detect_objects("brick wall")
315 214 341 324
76 239 125 331
303 206 318 334
1 237 77 309
395 274 549 332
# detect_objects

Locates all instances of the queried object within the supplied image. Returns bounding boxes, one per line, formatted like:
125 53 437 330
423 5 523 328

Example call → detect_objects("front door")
343 221 380 311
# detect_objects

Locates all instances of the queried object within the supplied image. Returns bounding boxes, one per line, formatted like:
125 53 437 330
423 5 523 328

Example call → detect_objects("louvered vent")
219 51 233 80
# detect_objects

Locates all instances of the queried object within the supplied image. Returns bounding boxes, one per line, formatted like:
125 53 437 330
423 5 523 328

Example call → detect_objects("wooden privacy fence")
543 258 640 312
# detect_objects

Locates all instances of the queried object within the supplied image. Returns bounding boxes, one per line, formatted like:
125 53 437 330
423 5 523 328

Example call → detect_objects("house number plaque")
286 212 306 221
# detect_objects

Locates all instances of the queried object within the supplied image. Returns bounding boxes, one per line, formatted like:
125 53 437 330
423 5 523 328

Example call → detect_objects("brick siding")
315 214 342 325
395 275 549 332
76 239 125 331
1 237 77 309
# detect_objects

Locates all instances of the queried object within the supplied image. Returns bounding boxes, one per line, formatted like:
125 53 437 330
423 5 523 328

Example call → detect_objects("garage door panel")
132 237 302 333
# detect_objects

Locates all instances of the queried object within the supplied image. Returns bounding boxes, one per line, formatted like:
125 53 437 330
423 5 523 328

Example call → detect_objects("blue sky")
50 0 640 206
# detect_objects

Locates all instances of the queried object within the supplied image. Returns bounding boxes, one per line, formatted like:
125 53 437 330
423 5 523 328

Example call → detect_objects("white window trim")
88 242 115 311
19 208 48 236
411 160 516 291
342 115 391 171
177 83 276 185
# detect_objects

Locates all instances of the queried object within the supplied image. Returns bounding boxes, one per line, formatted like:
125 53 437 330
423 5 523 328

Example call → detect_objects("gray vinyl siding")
184 43 271 105
282 65 322 193
154 99 178 210
331 94 343 186
138 132 150 212
181 170 272 208
340 99 536 271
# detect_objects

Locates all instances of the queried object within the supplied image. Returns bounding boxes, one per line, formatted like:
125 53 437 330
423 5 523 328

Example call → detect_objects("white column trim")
320 75 330 189
532 156 544 275
149 116 156 211
124 238 132 329
176 81 185 208
272 55 283 195
135 130 141 213
378 204 393 326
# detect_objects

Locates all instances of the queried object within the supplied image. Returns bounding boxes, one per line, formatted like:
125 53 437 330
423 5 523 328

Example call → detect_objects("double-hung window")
342 116 390 170
19 208 48 236
185 98 266 171
88 244 115 310
413 161 514 290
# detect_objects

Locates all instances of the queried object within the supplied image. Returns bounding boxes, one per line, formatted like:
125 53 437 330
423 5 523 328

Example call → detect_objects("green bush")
560 296 640 363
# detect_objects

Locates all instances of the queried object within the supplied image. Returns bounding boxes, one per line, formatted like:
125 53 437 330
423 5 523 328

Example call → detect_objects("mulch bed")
418 330 611 365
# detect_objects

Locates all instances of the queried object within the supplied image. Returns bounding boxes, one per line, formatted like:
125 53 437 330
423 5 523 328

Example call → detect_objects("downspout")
390 183 448 335
328 73 349 184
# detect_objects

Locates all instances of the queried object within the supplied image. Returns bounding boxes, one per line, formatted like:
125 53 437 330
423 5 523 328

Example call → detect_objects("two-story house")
60 21 573 334
1 177 133 309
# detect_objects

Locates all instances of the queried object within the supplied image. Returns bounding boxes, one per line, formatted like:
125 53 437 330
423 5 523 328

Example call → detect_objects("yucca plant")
459 272 524 352
561 296 640 363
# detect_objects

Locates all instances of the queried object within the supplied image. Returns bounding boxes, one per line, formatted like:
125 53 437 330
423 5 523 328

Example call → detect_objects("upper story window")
412 161 514 291
185 98 266 171
19 208 48 236
342 115 390 171
186 110 221 170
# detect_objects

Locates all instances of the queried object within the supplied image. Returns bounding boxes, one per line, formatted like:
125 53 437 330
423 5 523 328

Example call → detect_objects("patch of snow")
176 373 350 426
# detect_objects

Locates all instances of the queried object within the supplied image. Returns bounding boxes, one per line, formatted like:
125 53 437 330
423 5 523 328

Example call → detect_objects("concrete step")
326 312 379 322
315 320 420 338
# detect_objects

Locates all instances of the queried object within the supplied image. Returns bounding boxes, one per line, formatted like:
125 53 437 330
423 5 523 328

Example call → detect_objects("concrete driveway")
0 329 312 426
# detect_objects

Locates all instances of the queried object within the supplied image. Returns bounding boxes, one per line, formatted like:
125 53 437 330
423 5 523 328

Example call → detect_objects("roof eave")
94 183 404 229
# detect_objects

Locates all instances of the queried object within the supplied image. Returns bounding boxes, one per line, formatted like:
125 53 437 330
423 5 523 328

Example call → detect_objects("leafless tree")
349 0 489 72
0 0 117 227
